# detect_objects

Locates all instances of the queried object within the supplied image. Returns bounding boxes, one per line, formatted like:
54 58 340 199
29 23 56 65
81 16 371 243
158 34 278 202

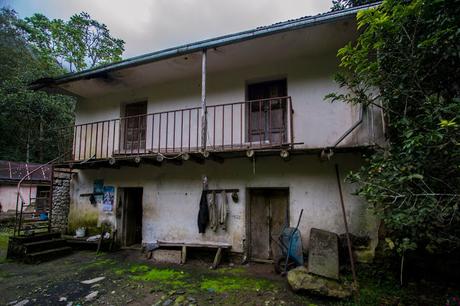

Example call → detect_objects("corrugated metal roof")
0 160 51 183
31 3 379 89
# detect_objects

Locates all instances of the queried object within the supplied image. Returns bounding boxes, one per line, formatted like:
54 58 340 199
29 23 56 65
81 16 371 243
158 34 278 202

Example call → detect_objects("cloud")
7 0 331 58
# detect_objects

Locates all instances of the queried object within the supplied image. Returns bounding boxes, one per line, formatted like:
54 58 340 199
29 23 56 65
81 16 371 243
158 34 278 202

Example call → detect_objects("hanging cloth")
209 191 218 232
219 191 228 231
197 190 209 233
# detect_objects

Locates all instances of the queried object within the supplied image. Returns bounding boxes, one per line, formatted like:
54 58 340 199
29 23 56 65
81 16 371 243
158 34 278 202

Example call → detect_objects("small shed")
0 160 51 213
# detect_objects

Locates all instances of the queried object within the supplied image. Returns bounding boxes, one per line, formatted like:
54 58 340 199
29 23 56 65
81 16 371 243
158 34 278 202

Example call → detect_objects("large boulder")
287 266 352 299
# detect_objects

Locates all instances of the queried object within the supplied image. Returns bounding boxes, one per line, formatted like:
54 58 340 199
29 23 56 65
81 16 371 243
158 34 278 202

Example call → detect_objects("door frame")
245 78 288 144
245 187 290 262
117 187 143 247
120 100 148 152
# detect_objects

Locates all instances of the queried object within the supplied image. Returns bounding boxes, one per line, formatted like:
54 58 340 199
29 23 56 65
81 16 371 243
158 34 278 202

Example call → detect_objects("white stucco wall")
72 51 384 160
0 184 37 212
71 153 379 254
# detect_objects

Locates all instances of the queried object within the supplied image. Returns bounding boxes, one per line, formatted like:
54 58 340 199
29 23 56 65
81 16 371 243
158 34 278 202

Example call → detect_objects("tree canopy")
331 0 380 11
0 8 124 163
18 12 124 72
327 0 460 255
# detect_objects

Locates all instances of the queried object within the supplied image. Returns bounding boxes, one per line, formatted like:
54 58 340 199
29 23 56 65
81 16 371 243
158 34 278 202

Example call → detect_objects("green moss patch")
200 276 272 293
132 268 186 282
214 266 246 275
0 230 12 263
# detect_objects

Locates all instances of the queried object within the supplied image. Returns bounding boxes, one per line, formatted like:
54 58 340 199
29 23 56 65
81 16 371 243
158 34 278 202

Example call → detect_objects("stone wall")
51 174 71 232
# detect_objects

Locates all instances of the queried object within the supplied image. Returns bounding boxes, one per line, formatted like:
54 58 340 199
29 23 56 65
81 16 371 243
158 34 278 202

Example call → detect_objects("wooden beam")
118 159 140 168
208 153 224 164
166 159 183 166
190 154 205 164
142 157 162 167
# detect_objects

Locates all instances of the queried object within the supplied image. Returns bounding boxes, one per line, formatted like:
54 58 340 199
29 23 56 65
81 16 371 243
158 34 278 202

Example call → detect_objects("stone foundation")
51 174 71 232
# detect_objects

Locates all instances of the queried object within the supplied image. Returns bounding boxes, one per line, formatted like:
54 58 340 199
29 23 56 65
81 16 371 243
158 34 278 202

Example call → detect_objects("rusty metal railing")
60 96 294 162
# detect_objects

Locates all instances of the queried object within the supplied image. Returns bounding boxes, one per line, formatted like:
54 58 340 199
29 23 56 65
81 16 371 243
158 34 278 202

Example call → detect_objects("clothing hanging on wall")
209 191 218 232
219 191 228 231
197 190 209 233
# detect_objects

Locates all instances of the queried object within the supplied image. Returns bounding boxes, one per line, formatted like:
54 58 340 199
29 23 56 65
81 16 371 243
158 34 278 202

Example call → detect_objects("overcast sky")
3 0 332 58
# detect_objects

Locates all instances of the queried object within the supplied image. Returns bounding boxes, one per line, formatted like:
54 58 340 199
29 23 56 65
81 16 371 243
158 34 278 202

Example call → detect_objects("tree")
0 8 74 163
18 12 124 72
331 0 380 11
327 0 460 261
0 8 124 162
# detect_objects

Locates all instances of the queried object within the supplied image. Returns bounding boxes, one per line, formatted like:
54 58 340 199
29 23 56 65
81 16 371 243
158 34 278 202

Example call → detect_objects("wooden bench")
154 241 231 269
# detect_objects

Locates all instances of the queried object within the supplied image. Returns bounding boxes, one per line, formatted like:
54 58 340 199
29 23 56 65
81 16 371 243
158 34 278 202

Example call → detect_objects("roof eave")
32 3 379 89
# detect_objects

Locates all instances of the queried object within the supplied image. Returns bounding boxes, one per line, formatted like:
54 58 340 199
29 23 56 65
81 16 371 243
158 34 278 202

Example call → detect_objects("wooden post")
212 247 223 269
201 50 207 151
181 245 187 264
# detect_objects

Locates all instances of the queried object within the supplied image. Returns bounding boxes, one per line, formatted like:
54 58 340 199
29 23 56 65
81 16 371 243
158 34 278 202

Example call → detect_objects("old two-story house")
32 4 383 262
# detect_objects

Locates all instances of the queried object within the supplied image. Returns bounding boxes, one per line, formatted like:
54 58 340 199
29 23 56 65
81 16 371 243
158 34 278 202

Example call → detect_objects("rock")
81 276 105 284
59 297 67 302
162 299 173 306
187 297 195 303
84 291 99 302
174 295 185 304
13 300 29 306
287 266 352 299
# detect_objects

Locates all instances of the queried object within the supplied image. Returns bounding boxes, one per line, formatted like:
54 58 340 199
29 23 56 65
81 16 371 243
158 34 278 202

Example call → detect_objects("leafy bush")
327 0 460 256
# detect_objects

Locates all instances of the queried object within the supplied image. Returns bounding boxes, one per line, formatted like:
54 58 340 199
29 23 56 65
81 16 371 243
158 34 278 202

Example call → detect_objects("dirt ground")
0 248 334 306
0 238 458 306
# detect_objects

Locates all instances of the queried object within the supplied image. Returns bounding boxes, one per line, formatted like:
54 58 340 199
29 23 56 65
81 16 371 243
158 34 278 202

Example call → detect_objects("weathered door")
123 101 147 152
247 80 287 144
123 188 143 246
249 189 289 260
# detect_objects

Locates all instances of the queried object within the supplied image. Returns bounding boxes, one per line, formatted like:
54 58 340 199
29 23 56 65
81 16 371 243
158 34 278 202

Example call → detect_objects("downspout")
201 50 207 152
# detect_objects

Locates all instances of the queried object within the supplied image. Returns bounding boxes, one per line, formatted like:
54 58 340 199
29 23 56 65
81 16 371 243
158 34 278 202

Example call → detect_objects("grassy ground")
0 229 12 264
0 238 457 305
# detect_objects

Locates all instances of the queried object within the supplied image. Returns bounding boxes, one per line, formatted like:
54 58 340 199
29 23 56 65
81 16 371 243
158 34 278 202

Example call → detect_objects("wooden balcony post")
201 49 207 151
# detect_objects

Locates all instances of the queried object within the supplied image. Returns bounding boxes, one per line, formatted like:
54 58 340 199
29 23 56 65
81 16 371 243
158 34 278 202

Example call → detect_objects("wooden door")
247 80 287 144
123 188 143 246
249 189 289 260
123 101 147 152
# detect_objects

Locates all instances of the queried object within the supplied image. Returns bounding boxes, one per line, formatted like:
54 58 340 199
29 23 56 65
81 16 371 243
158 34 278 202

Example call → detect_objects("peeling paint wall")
70 153 379 254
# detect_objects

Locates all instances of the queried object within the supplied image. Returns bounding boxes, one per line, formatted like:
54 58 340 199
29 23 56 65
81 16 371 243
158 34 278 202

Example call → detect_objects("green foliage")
327 0 460 255
0 8 124 163
0 8 74 162
18 11 124 72
331 0 380 11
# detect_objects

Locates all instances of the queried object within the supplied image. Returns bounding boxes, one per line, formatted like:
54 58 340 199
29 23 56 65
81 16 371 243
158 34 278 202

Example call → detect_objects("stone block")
308 228 339 279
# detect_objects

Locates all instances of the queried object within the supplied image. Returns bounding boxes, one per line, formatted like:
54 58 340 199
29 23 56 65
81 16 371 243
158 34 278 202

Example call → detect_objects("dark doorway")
248 188 289 261
247 79 287 144
123 101 147 151
121 187 143 246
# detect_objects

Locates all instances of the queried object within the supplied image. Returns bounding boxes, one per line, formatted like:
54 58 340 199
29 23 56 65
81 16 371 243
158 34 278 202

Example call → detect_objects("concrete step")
23 239 67 254
25 246 72 264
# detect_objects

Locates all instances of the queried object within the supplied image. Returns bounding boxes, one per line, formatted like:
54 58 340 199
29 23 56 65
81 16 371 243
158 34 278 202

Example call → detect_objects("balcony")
59 96 294 163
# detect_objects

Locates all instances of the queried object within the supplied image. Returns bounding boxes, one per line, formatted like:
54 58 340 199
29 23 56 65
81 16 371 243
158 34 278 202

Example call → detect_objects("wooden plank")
157 240 231 249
